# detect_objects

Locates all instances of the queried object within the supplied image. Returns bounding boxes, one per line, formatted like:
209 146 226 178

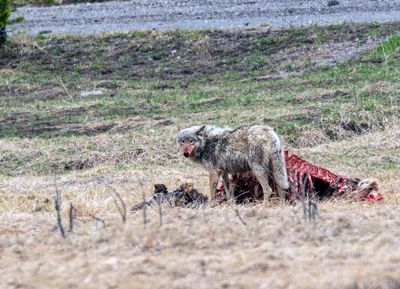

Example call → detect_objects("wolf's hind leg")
252 169 273 203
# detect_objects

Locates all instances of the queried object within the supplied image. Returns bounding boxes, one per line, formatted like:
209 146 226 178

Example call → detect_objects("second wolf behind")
177 125 289 202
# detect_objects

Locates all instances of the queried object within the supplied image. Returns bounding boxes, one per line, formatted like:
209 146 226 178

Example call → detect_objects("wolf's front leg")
221 171 235 202
209 170 220 199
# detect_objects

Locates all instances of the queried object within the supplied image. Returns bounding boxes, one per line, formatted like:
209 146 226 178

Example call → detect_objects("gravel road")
10 0 400 35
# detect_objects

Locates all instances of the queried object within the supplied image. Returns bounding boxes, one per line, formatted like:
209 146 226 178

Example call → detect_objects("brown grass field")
1 23 400 288
1 128 400 289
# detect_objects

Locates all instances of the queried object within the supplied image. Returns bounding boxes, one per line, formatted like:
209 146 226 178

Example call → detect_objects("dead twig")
98 177 127 224
304 170 319 223
232 205 247 226
142 191 147 228
309 200 319 223
109 187 127 224
302 172 310 200
59 78 73 99
91 215 106 228
68 202 77 232
299 174 308 220
54 184 65 239
292 172 319 223
158 197 163 227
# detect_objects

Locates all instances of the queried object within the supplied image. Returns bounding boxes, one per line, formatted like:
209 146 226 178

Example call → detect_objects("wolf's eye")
189 139 195 144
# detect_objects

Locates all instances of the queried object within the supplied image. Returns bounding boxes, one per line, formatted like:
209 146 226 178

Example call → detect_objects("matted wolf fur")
177 125 289 202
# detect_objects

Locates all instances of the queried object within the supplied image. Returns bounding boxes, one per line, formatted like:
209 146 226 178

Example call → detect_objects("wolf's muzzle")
183 152 190 158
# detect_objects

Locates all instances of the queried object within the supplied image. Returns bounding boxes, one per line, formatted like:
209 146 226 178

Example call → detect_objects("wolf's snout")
183 152 190 158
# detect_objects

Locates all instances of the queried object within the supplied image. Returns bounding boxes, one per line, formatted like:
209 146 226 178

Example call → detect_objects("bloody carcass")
213 150 383 203
132 151 383 211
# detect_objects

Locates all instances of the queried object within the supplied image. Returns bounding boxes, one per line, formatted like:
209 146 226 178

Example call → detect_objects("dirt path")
10 0 400 35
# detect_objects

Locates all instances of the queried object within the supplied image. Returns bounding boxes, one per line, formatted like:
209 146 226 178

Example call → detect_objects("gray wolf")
176 125 289 202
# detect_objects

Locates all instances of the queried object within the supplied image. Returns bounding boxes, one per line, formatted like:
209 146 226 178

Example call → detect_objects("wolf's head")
176 125 207 159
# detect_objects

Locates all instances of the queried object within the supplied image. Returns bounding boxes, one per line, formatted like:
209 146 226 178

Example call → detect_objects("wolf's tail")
271 146 290 191
266 129 289 192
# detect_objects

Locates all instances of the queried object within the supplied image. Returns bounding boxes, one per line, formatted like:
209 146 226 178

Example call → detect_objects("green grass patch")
1 23 400 174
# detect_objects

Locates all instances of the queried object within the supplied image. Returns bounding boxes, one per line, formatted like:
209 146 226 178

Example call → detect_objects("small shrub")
0 0 23 46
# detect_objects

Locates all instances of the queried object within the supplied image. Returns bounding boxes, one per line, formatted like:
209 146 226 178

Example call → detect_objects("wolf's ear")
196 125 206 136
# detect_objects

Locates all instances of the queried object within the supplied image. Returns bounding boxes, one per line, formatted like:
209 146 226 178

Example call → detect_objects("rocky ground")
10 0 400 35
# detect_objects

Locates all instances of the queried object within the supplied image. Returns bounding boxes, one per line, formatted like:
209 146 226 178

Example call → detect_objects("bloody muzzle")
181 143 195 157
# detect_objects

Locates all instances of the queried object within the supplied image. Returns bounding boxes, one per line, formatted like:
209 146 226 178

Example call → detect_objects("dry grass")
2 25 400 288
1 128 400 289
